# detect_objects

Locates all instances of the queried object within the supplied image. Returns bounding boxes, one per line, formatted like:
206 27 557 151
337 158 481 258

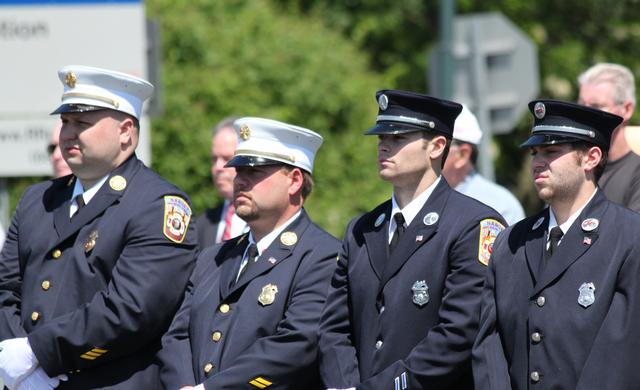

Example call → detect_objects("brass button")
212 331 222 342
219 304 230 313
203 362 214 374
41 280 51 291
31 311 40 321
52 249 62 259
536 296 546 307
531 332 542 343
530 371 540 382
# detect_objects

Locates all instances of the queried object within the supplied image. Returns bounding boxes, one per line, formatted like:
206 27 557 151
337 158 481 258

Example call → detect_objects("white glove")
17 367 68 390
0 337 38 389
193 384 205 390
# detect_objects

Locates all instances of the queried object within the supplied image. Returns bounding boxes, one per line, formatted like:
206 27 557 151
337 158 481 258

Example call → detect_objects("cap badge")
378 94 389 111
411 280 429 306
64 71 77 88
532 217 544 230
109 175 127 191
534 102 546 119
258 283 278 306
280 231 297 246
239 124 251 140
84 230 99 252
423 212 439 226
578 282 595 308
581 218 599 232
374 213 385 228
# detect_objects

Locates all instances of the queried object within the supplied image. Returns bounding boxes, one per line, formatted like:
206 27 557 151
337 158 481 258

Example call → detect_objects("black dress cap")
366 89 463 138
521 99 623 151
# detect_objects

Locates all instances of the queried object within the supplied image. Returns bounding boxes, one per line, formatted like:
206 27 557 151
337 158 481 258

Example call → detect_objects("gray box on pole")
429 12 539 179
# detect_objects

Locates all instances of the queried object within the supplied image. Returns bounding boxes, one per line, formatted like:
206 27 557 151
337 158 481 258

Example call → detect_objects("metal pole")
0 178 9 232
438 0 455 99
469 19 495 181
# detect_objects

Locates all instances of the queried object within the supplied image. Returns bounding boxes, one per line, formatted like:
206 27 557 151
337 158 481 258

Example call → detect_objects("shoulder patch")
163 196 192 243
478 218 505 266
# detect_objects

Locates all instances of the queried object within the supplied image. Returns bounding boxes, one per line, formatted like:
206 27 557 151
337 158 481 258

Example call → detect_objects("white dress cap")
452 105 483 145
228 117 324 174
51 65 154 120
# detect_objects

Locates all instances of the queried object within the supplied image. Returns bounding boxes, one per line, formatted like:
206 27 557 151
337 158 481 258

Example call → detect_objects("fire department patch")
163 196 192 243
478 219 505 266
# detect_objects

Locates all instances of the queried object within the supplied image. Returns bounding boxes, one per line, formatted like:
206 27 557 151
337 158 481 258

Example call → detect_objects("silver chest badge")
532 217 544 230
423 212 439 226
578 282 596 308
411 280 429 307
375 213 386 228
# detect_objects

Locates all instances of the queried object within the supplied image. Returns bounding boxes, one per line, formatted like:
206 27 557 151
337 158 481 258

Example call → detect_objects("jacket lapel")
226 210 312 297
362 201 392 280
531 191 607 298
377 179 451 295
52 176 76 238
524 209 549 284
218 235 250 300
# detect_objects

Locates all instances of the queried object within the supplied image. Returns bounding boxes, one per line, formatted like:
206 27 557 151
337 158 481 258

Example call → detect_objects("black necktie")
546 226 564 258
238 243 258 280
389 213 406 254
71 194 85 219
75 194 86 209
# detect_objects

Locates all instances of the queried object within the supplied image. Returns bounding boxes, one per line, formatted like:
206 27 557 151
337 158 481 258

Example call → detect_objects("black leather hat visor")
225 155 284 168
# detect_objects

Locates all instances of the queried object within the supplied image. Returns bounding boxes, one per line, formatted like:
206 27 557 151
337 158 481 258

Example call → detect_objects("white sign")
0 0 150 176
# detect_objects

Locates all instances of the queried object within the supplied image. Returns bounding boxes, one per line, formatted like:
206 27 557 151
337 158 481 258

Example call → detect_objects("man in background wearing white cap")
442 106 525 225
0 65 197 389
578 63 640 212
158 117 340 389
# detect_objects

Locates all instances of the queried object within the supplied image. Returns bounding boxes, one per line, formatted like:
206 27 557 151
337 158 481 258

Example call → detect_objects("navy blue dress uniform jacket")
473 190 640 389
158 209 340 390
318 178 506 390
0 155 198 389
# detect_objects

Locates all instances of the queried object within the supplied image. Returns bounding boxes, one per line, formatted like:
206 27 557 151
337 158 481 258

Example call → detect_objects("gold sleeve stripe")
91 348 108 353
84 351 101 357
80 354 97 360
249 376 272 388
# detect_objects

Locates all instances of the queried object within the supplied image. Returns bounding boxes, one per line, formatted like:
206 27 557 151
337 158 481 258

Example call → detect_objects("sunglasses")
47 143 58 155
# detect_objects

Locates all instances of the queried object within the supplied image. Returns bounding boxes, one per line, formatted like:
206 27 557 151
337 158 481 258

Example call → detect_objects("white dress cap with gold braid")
51 65 154 120
226 117 323 174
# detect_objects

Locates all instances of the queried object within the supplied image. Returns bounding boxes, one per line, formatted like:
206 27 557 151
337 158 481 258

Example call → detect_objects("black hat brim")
225 155 285 169
520 134 583 148
365 122 429 135
50 104 108 115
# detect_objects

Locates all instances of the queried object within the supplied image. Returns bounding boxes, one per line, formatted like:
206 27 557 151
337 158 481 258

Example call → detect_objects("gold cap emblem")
64 71 77 88
239 124 251 140
109 175 127 191
258 284 278 306
280 231 297 246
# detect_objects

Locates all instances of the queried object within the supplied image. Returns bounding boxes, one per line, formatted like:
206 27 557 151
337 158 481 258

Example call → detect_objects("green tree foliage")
146 0 387 236
276 0 640 214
